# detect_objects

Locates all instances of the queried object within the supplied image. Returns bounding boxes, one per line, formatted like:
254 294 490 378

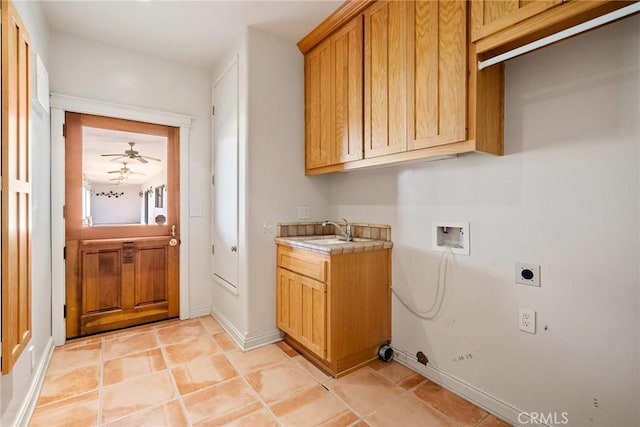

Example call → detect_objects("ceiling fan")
101 142 161 164
107 162 144 176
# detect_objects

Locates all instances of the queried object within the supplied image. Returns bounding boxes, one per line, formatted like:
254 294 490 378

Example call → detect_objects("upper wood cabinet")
470 0 562 43
305 15 363 170
300 0 503 175
471 0 636 57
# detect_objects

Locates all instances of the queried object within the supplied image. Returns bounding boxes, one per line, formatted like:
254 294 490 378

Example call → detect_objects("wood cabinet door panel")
409 0 467 150
365 1 408 158
305 40 333 169
299 276 326 358
276 267 298 336
333 17 364 163
471 0 562 42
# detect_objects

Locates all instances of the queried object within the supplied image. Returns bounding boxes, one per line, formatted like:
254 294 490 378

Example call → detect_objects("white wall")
245 28 330 341
0 1 52 425
210 28 330 347
328 16 639 426
90 183 141 224
48 31 213 315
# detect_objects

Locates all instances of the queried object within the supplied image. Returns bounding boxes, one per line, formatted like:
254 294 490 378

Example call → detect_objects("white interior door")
212 60 239 288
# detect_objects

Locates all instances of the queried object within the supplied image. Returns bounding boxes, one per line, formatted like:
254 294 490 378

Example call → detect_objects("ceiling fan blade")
107 171 122 174
140 155 161 162
136 157 149 164
101 154 125 157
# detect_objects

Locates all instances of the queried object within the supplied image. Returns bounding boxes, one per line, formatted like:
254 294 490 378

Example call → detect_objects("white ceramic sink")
303 237 371 245
303 238 347 245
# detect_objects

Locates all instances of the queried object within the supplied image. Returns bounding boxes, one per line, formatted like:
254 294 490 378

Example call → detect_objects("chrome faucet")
322 218 352 242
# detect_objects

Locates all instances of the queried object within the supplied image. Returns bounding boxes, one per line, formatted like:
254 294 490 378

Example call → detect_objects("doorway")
64 112 180 338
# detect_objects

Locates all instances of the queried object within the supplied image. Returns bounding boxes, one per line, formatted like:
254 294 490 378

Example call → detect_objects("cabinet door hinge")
211 244 215 255
62 123 67 137
212 175 215 186
63 246 66 260
212 105 215 116
63 205 67 219
63 305 67 319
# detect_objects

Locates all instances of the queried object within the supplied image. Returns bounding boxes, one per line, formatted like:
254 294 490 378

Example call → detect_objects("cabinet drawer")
277 245 328 282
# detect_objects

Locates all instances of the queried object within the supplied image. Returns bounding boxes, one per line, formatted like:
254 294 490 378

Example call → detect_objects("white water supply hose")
391 249 452 320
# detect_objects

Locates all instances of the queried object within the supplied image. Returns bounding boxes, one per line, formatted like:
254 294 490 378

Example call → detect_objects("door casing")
50 94 193 346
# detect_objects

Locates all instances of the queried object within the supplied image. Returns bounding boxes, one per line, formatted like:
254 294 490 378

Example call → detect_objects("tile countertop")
275 222 393 255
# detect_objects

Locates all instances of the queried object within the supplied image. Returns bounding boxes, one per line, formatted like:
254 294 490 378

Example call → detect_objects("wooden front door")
65 113 180 338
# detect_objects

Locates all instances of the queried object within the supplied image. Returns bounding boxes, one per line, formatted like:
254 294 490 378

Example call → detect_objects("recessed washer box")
433 221 469 255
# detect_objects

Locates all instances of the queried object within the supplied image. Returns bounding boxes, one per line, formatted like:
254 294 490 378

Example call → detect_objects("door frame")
50 93 193 346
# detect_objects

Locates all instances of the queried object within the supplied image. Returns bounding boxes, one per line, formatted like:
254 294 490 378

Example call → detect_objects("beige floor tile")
325 367 405 417
60 335 103 350
275 341 299 358
413 381 488 427
193 402 264 426
225 344 289 375
103 331 159 360
368 360 416 384
197 315 224 334
350 421 370 427
31 391 99 427
225 408 279 427
46 342 102 375
103 324 157 342
101 371 177 423
103 348 166 386
171 353 237 395
182 377 259 424
291 355 331 383
245 359 318 404
270 385 358 426
156 319 207 346
477 414 512 427
397 373 427 390
214 332 239 351
37 364 100 406
102 400 187 427
365 394 455 427
163 335 222 366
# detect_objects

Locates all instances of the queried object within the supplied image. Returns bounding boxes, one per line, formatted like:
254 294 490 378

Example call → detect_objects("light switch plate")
297 206 310 220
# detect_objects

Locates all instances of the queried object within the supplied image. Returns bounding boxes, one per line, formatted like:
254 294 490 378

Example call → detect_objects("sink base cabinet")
276 244 391 377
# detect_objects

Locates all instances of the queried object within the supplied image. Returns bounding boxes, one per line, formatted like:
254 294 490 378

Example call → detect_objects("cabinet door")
298 275 327 358
408 0 467 150
332 16 364 164
276 267 326 359
364 0 409 158
276 267 300 337
470 0 562 42
305 39 333 169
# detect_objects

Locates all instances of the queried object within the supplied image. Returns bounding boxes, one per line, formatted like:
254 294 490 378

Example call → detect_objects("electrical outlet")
519 308 536 334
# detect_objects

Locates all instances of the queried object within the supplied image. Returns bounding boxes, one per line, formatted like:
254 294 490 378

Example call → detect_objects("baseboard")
15 338 55 427
210 306 247 350
210 307 282 351
189 306 213 319
243 329 283 351
391 345 527 427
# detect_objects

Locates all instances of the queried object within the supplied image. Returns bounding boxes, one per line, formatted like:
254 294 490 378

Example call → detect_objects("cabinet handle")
231 246 237 252
171 225 176 237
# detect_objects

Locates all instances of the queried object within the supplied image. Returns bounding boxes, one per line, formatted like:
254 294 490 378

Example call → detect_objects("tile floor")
31 316 510 426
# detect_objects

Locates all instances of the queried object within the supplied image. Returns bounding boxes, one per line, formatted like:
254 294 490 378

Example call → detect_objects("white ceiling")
83 127 167 186
40 0 342 69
